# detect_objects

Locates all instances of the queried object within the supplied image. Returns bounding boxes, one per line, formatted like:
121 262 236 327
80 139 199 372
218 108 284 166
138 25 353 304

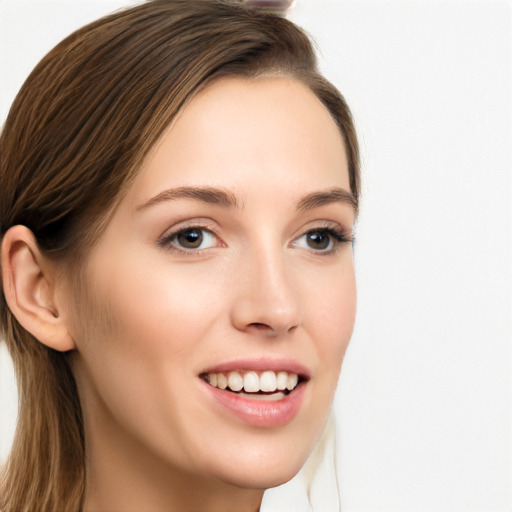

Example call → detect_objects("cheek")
305 259 356 415
76 248 237 406
307 260 356 361
70 254 229 462
95 253 225 357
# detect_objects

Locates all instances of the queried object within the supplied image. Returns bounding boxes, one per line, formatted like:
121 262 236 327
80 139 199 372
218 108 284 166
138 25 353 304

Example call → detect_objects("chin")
215 461 303 491
196 434 313 490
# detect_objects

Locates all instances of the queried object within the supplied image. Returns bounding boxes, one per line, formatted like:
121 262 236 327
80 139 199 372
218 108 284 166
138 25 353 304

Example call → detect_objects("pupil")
307 231 329 250
178 229 203 248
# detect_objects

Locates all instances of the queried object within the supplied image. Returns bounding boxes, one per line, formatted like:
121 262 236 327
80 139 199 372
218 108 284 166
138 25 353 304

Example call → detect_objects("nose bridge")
231 233 301 336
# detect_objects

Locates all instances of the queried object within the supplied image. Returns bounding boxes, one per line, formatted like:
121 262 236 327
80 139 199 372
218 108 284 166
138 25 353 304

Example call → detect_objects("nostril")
248 322 282 337
249 322 271 331
247 322 298 336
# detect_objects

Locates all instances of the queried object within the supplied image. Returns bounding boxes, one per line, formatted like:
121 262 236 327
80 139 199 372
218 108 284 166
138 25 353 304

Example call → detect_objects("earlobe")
1 225 76 352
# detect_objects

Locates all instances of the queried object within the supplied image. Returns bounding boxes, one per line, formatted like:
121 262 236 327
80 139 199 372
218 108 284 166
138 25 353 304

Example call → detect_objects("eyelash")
157 223 354 256
292 226 354 255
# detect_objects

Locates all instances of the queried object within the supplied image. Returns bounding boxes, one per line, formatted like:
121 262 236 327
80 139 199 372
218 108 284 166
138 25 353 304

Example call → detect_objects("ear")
1 225 76 352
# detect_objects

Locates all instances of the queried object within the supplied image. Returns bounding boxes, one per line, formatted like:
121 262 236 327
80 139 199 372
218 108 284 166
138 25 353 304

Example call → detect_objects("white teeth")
286 373 298 391
276 371 288 391
243 371 260 392
217 373 227 390
204 370 300 394
238 391 286 401
227 371 244 392
260 371 277 392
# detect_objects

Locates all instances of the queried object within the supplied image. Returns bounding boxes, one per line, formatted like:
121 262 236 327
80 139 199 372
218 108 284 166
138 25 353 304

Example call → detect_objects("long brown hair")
0 1 360 510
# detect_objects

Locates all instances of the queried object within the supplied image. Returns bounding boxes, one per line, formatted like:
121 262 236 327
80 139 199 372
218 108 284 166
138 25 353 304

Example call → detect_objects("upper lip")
198 357 312 380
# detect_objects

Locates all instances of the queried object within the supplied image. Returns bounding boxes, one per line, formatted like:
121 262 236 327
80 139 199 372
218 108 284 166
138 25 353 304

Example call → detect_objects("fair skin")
2 77 356 512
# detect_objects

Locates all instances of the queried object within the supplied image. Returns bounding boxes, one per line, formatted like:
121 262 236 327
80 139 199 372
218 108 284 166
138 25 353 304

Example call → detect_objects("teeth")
217 373 227 390
238 391 286 401
276 371 288 391
286 373 298 391
243 371 259 392
205 370 300 393
260 371 277 392
227 371 243 392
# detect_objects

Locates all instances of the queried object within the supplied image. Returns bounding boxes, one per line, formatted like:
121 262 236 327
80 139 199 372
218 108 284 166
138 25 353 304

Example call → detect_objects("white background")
1 1 511 511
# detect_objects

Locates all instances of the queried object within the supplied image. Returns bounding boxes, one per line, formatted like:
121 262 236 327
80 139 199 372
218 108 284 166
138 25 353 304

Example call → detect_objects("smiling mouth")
200 370 303 400
200 367 309 426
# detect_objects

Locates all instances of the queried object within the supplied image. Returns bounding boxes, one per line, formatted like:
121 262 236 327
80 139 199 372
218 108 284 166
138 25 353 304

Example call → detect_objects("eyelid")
290 221 354 254
294 219 353 239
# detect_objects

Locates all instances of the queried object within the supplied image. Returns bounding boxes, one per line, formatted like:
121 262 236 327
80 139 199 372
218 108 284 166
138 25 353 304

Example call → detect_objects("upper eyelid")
292 227 349 245
158 219 220 238
292 219 352 237
298 216 349 228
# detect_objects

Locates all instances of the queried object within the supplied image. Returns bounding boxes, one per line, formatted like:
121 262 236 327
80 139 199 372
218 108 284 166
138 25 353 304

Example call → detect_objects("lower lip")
201 380 307 427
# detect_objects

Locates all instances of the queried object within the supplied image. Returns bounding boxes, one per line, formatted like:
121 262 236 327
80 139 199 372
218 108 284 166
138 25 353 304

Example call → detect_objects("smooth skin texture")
3 77 356 512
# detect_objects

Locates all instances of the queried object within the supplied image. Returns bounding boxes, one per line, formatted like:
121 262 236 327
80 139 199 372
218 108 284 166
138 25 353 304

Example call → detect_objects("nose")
230 246 302 338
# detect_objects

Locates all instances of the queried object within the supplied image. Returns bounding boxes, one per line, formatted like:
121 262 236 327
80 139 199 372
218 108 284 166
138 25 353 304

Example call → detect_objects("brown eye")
158 226 219 252
176 228 203 248
163 227 219 251
291 227 348 254
305 230 331 250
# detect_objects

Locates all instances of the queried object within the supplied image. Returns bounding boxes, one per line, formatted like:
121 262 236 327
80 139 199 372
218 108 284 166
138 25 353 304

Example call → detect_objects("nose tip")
232 300 301 338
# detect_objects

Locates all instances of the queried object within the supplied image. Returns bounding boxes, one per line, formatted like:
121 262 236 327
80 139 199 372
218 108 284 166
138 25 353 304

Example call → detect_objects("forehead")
130 76 350 203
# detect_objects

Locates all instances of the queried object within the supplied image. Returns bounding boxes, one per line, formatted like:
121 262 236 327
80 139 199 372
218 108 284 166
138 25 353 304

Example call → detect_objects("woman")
0 1 360 510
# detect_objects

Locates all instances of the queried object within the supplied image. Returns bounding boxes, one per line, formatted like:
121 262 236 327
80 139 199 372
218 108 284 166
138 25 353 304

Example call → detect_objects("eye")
159 227 218 251
292 228 350 254
296 229 334 251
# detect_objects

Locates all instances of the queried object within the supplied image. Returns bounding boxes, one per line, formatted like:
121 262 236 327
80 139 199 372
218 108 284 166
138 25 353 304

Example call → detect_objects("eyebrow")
137 186 241 210
296 187 358 215
137 185 357 214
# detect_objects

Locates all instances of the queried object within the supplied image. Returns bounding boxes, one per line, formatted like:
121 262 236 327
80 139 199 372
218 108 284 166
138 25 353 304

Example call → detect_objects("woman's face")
69 77 356 490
